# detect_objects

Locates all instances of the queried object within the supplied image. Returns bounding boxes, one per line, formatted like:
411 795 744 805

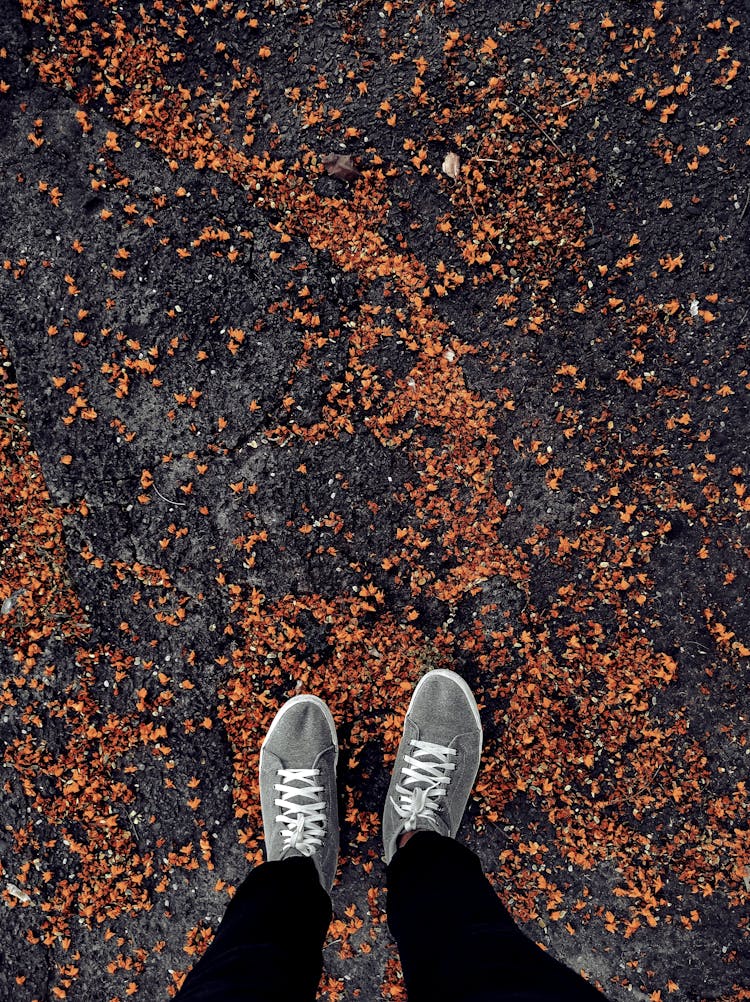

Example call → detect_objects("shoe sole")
259 693 339 769
406 668 483 736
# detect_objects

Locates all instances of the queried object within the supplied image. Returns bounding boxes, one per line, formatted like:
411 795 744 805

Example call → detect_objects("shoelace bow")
274 768 327 855
391 739 457 831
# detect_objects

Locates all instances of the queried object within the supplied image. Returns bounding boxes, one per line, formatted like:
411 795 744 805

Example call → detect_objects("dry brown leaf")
321 153 361 183
442 150 460 179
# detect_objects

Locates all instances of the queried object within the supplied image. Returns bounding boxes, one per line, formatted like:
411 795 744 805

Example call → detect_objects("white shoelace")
390 739 457 831
274 768 327 856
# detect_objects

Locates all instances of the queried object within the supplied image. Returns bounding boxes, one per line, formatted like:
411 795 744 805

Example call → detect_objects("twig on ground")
509 101 568 159
740 187 750 222
154 485 187 506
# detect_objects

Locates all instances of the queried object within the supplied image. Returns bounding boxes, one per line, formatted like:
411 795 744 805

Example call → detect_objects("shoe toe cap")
408 670 482 745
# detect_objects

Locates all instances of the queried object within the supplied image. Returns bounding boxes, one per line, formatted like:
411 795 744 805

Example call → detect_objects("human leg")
175 855 331 1002
176 693 339 1001
387 830 606 1001
382 669 606 1001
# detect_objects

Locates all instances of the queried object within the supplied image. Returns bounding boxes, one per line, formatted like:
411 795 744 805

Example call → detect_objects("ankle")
398 830 417 849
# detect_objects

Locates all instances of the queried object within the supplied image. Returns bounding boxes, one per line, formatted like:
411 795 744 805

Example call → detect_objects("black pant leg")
176 856 331 1002
386 831 607 1002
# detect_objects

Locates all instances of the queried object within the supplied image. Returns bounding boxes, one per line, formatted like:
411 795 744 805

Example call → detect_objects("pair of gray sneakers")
259 669 483 891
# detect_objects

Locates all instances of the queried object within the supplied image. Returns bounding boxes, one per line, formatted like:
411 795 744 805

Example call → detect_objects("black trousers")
175 832 606 1001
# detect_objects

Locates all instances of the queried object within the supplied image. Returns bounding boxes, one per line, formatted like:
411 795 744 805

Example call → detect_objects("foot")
259 694 339 891
382 669 483 864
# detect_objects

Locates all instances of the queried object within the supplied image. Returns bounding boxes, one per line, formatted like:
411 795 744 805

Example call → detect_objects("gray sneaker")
259 694 339 891
382 669 483 864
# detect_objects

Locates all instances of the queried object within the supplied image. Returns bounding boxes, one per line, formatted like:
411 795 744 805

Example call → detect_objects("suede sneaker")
259 694 339 891
382 669 483 864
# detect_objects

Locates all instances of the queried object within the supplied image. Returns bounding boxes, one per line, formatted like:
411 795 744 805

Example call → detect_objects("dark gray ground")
1 1 749 999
